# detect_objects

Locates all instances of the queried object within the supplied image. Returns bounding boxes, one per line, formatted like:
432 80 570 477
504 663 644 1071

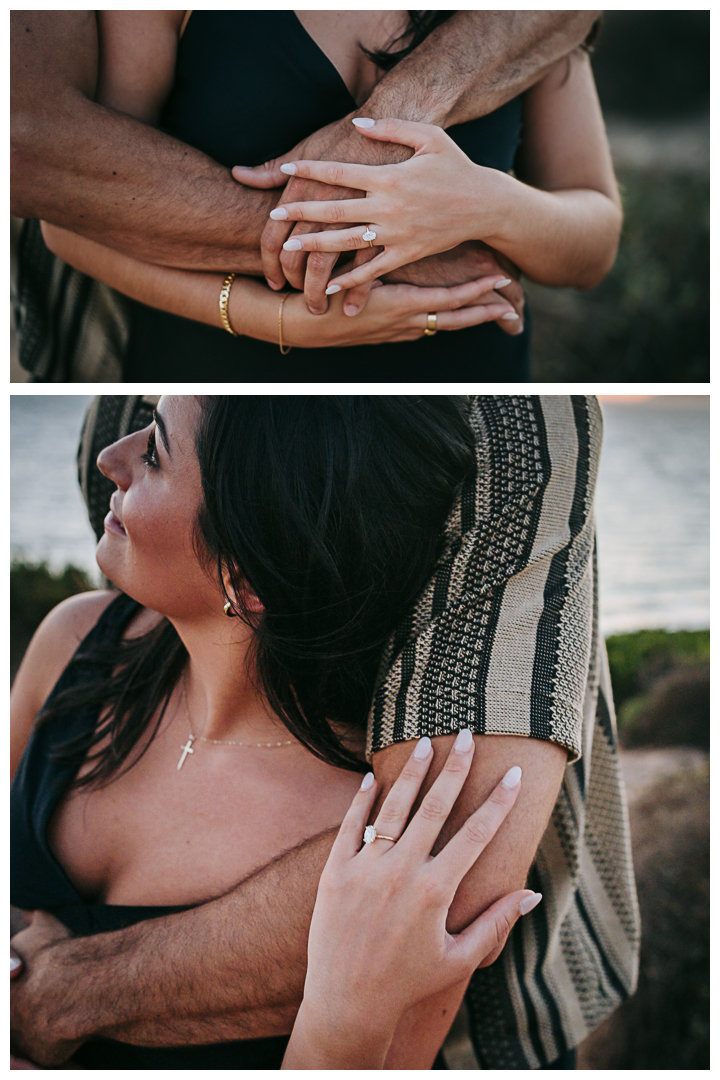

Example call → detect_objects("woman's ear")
221 568 264 617
239 587 264 615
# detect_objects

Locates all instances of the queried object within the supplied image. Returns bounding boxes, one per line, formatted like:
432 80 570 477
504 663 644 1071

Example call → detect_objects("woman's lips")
104 510 127 537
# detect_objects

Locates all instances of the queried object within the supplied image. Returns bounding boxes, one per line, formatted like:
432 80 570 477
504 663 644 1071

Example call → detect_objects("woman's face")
96 395 221 618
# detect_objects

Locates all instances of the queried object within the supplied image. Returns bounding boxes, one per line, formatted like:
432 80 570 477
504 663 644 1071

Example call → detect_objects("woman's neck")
169 609 289 745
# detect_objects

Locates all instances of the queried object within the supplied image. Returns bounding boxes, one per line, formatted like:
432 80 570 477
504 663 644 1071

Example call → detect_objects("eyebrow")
153 409 171 457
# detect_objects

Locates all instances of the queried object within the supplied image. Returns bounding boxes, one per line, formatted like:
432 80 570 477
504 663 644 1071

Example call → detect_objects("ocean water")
10 395 709 636
594 396 709 634
11 396 98 581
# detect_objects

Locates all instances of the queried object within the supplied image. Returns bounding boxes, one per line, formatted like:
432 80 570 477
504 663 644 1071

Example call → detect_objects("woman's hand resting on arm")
282 730 541 1070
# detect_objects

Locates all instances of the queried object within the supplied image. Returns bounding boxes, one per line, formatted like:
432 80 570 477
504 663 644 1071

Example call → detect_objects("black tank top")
11 593 290 1069
123 10 530 382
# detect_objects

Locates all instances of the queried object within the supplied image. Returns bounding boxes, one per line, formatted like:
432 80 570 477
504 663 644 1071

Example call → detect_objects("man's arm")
364 10 601 129
10 829 336 1065
10 11 273 271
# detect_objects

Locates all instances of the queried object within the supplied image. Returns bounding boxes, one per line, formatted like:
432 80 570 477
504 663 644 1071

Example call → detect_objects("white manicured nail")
520 892 542 916
10 955 21 972
280 163 298 175
361 772 375 791
270 207 288 220
454 728 473 753
501 765 522 789
353 117 375 129
283 238 303 251
412 736 432 760
326 284 342 295
495 278 512 288
501 312 520 321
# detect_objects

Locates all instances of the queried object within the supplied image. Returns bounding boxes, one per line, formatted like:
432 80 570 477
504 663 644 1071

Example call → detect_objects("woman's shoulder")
11 591 123 777
31 589 123 662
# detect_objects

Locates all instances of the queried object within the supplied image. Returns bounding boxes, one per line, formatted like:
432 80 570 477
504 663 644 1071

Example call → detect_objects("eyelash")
141 428 159 469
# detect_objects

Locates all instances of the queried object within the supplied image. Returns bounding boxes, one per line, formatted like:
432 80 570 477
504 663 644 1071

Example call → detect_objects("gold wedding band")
424 312 438 336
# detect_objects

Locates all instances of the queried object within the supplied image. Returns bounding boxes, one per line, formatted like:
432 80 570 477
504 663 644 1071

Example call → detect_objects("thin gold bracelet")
278 292 292 355
219 273 238 336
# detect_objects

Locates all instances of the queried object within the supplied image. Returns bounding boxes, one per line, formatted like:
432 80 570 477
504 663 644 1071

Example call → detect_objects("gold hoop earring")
223 601 237 618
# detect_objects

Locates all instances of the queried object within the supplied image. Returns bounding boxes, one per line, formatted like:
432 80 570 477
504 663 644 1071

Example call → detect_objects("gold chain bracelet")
219 273 238 336
278 292 292 355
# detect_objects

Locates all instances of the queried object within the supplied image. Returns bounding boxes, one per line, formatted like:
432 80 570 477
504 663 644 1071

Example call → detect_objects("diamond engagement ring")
362 226 377 246
363 824 397 844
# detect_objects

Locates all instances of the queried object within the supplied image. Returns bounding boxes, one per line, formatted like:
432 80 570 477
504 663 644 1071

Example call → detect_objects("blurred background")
10 393 709 1069
10 10 709 384
530 10 709 381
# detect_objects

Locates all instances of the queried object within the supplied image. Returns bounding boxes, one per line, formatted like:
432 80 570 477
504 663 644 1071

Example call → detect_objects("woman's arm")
40 223 517 347
487 49 621 288
263 52 621 292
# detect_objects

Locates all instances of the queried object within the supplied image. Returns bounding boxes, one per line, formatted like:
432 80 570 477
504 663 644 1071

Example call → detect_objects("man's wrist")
23 931 143 1045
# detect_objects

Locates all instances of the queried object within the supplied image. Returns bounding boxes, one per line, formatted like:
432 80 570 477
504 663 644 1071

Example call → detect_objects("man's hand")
10 945 43 1070
384 242 525 335
235 114 412 312
237 145 524 329
11 913 83 1068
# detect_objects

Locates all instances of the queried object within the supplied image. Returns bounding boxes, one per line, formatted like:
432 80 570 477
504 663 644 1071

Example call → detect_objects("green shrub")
606 628 710 708
530 168 709 382
606 628 709 749
10 559 94 637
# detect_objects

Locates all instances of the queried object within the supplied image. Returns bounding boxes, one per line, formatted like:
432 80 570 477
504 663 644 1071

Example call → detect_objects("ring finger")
284 226 383 254
364 737 436 850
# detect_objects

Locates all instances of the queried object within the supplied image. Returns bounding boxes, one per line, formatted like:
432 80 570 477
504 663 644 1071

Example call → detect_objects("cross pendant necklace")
177 733 196 771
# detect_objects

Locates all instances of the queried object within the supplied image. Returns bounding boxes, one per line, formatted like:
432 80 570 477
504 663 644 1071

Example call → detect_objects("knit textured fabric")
369 395 639 1067
13 220 129 383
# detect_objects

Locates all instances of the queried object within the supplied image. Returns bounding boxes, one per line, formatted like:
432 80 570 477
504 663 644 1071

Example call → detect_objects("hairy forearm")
364 11 601 128
12 830 336 1057
13 93 271 271
11 12 272 271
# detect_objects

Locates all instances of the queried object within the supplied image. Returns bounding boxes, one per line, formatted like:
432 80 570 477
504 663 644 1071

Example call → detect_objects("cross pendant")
177 734 196 771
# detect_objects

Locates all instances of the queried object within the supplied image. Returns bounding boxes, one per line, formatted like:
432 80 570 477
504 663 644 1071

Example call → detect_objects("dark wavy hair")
362 11 455 70
362 12 602 71
43 396 475 787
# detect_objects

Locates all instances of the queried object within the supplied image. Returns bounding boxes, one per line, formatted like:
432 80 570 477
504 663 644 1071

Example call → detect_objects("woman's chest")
47 736 361 906
160 11 403 167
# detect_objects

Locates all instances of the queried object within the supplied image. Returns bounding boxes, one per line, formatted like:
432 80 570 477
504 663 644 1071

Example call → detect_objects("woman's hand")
283 731 541 1069
278 275 517 348
267 118 513 294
